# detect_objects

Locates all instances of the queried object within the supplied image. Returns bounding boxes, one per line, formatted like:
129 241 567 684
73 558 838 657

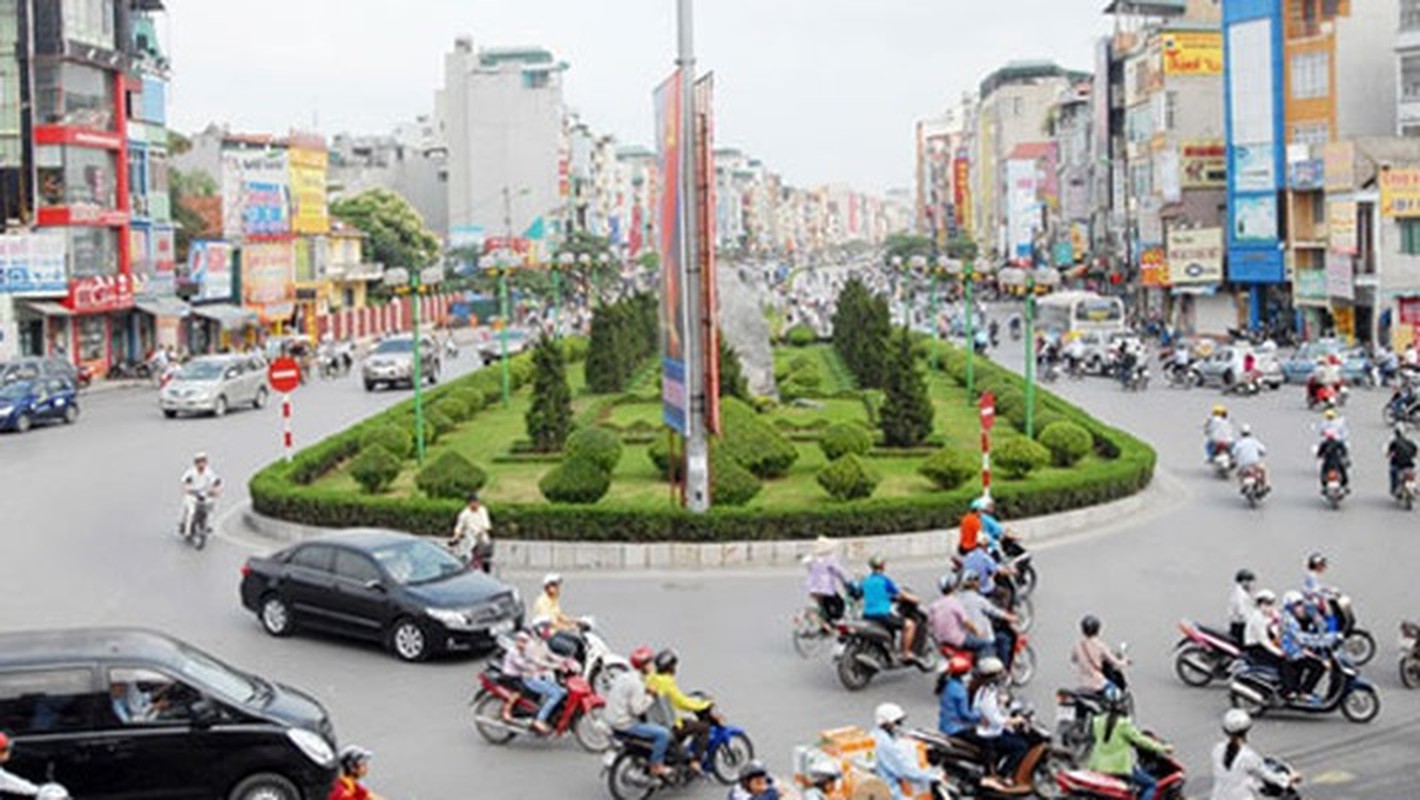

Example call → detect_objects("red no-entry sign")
979 391 996 431
268 357 302 393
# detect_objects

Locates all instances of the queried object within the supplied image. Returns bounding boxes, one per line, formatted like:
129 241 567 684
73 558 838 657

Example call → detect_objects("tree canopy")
331 188 441 270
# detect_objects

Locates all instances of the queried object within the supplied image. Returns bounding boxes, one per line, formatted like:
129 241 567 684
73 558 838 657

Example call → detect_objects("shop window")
1292 122 1329 147
1401 220 1420 255
36 145 118 209
1290 51 1329 100
1406 0 1420 32
68 227 118 277
78 316 106 362
33 61 114 130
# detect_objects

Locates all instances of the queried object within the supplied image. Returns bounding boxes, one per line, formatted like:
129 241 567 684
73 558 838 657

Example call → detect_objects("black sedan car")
240 530 522 662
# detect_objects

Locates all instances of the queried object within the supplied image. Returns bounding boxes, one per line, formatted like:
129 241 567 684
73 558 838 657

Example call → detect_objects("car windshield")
0 381 34 400
374 339 415 354
371 539 465 585
177 361 227 381
175 642 265 705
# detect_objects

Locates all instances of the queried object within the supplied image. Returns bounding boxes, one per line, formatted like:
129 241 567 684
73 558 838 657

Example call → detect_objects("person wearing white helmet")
871 703 938 800
0 732 41 797
178 452 221 540
971 657 1029 783
1209 710 1293 800
532 573 586 662
1242 590 1283 671
330 744 385 800
800 754 843 800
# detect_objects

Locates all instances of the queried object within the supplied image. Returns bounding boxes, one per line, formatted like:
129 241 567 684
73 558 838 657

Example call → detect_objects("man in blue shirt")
862 556 921 665
873 703 940 800
1279 591 1333 701
978 498 1007 552
960 540 1001 597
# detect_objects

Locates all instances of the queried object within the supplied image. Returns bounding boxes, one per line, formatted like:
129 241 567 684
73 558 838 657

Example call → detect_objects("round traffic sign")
268 356 302 393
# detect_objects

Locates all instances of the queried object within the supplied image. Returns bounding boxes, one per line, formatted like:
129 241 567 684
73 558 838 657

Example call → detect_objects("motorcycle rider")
1242 590 1284 671
605 646 673 777
647 649 714 769
329 745 385 800
1316 429 1350 493
936 655 983 744
1203 406 1235 463
977 497 1009 554
1086 686 1172 800
1228 570 1257 645
531 574 585 662
0 732 41 797
1168 343 1192 380
1318 407 1350 445
804 536 852 628
1279 591 1333 702
498 630 568 736
1209 710 1296 800
178 452 222 540
958 571 1018 666
1309 354 1343 406
957 499 986 555
1231 426 1269 493
971 656 1029 784
861 556 922 666
928 572 995 659
800 755 843 800
1072 615 1129 693
728 760 782 800
1063 334 1086 375
872 703 940 800
1386 423 1418 498
1116 339 1142 387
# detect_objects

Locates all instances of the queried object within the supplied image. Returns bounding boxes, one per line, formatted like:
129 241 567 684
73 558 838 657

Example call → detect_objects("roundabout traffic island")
249 302 1155 563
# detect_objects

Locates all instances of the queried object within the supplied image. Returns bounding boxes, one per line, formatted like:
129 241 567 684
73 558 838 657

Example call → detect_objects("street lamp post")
384 265 444 464
554 251 575 337
1024 270 1037 438
486 249 516 407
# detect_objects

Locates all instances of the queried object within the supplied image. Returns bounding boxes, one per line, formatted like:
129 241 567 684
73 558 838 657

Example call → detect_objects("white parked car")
160 354 270 418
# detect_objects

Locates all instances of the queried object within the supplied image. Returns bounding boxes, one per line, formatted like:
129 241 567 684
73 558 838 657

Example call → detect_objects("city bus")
1035 290 1127 337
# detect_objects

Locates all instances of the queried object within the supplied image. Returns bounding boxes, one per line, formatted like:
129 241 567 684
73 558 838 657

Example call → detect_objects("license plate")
1054 705 1074 724
1401 637 1415 650
491 619 515 636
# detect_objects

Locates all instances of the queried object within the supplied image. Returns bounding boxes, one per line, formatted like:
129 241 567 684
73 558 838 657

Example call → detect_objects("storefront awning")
23 301 73 317
134 296 192 318
191 303 258 330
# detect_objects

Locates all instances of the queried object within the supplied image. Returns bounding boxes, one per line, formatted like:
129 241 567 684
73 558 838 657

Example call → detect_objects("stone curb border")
239 471 1179 573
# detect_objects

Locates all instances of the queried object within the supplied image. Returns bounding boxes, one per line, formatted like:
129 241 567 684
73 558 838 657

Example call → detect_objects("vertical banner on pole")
654 71 688 435
979 391 996 500
694 73 721 435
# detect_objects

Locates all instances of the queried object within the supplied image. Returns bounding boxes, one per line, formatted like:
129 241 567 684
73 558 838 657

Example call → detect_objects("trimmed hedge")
919 447 978 490
360 425 412 460
819 422 874 461
415 450 488 499
539 455 612 504
350 444 401 493
1039 421 1092 467
566 425 624 472
994 437 1050 479
712 447 762 506
817 454 881 501
721 397 798 479
785 323 817 347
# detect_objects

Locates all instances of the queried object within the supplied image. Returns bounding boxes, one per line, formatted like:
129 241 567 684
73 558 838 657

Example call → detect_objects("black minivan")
0 628 337 799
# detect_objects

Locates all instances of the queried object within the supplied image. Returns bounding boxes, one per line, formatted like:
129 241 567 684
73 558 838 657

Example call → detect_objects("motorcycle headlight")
286 727 335 767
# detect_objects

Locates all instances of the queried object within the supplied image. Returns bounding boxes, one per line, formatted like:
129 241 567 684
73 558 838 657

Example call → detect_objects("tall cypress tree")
879 327 934 447
526 335 573 451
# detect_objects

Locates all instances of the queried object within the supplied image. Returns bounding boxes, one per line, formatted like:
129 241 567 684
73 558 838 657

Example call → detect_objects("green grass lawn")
319 345 1074 510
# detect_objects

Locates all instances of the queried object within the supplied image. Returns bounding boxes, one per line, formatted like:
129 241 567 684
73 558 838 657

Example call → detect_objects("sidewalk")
237 468 1188 574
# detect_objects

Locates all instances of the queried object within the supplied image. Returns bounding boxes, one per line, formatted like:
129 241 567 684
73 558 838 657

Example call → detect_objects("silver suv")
160 354 270 418
362 335 441 391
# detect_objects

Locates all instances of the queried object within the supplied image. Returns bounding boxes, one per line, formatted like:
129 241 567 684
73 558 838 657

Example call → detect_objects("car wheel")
213 396 228 417
364 380 376 391
227 772 300 800
259 595 295 637
389 617 432 662
162 409 177 419
253 386 268 409
14 413 31 433
62 405 78 424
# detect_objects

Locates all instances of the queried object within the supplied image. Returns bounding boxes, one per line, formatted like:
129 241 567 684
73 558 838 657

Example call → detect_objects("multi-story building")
439 37 567 253
1398 0 1420 136
327 126 448 238
914 111 964 248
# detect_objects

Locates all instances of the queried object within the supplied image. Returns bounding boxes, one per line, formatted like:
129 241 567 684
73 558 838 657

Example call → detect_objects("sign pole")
1024 272 1037 438
980 391 995 501
282 394 293 463
964 260 976 399
498 267 511 407
267 356 303 462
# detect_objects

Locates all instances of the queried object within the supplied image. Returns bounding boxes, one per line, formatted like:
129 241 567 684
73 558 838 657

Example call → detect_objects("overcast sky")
166 1 1110 194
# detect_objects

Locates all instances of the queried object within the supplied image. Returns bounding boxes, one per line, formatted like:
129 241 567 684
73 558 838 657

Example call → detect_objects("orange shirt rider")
957 503 983 555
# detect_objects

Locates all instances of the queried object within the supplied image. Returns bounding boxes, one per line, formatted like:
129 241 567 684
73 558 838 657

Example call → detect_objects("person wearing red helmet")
935 656 983 744
603 646 672 776
0 733 42 797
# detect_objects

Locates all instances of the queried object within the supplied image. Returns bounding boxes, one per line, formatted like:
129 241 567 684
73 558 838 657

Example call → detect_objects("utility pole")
678 0 709 513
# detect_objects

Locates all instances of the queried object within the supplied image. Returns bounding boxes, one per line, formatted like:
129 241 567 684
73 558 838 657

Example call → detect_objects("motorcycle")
1321 467 1348 510
544 617 633 695
1398 620 1420 688
1041 361 1061 384
1307 379 1347 410
1382 386 1420 425
1121 364 1149 392
178 492 213 550
1209 442 1235 479
1056 746 1186 800
941 625 1037 687
1228 647 1380 723
1164 362 1199 390
997 537 1038 599
792 587 862 660
833 595 939 691
107 359 152 380
1315 590 1376 666
602 711 755 800
1394 467 1418 511
1054 645 1130 763
1256 756 1304 800
1224 372 1262 396
1239 466 1269 509
318 351 350 379
912 704 1070 799
470 655 610 752
1172 619 1242 688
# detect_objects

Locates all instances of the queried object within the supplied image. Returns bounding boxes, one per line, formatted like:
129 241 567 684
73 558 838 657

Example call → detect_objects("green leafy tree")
331 188 441 269
585 294 658 393
879 328 935 448
883 232 933 266
718 338 749 400
831 278 891 388
525 336 573 452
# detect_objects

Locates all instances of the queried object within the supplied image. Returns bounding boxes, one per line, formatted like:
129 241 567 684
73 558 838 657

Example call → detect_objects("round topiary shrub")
415 450 488 499
434 396 471 423
816 454 882 501
819 422 874 461
450 388 486 416
711 447 761 506
566 425 624 472
722 398 799 478
995 437 1051 479
1038 420 1093 467
785 323 817 347
350 444 402 493
538 455 612 504
425 408 455 445
648 434 681 481
918 447 978 490
360 424 412 459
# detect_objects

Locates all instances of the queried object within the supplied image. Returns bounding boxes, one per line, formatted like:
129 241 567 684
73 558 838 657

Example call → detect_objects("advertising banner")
67 274 134 314
1381 168 1420 218
1233 196 1277 243
654 70 687 435
1289 159 1324 190
241 241 294 308
1162 30 1222 75
0 233 67 295
1323 141 1356 192
293 238 314 283
1234 143 1276 192
1328 201 1357 254
1006 159 1038 261
190 241 234 302
1158 148 1181 204
1294 269 1327 301
1166 227 1224 285
694 74 720 436
1326 250 1354 300
288 135 329 235
1180 141 1226 188
1070 222 1089 260
1140 246 1169 287
221 150 291 239
953 156 970 228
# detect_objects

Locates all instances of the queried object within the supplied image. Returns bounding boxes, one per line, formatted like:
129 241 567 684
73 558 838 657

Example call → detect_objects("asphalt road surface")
3 333 1417 800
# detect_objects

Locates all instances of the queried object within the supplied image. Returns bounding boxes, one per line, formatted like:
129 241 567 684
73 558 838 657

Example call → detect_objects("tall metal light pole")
1024 270 1037 438
384 265 443 463
678 0 709 513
